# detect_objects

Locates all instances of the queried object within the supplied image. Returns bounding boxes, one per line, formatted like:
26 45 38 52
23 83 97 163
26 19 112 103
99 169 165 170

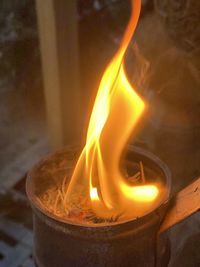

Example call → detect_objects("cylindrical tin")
26 146 171 267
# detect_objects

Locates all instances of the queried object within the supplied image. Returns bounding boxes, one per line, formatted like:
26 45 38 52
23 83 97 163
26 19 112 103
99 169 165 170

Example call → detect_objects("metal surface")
26 146 171 267
160 177 200 233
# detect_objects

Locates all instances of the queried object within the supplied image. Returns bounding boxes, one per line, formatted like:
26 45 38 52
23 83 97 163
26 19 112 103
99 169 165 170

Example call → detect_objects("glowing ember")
64 0 159 220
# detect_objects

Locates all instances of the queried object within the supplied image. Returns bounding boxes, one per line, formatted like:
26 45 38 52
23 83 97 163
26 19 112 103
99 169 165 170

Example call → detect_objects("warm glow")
64 0 159 220
90 187 99 201
120 183 159 202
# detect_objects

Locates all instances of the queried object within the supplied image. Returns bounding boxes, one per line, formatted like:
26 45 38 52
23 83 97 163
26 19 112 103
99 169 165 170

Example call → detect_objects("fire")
65 0 159 220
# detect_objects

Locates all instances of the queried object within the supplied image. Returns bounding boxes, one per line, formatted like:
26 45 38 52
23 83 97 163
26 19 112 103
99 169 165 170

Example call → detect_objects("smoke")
126 42 150 97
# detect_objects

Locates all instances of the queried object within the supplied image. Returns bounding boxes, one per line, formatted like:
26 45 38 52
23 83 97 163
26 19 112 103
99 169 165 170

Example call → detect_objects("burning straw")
38 161 148 224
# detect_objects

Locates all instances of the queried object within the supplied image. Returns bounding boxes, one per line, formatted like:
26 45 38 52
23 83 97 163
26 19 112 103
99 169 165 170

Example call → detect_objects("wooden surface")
36 0 81 149
160 177 200 233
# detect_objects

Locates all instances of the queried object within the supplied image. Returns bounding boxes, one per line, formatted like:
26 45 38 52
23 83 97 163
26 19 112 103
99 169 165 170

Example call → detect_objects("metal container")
26 146 171 267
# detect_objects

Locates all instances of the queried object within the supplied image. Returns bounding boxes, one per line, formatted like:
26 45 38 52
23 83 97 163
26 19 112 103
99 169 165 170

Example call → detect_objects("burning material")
27 146 171 267
33 0 167 224
38 157 162 224
62 0 161 221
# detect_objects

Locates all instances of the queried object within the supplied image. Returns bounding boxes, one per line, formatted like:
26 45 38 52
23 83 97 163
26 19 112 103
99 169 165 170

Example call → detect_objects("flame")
65 0 159 220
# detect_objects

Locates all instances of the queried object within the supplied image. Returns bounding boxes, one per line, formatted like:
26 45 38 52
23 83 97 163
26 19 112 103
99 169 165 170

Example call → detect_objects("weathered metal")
157 177 200 267
26 146 171 267
159 177 200 233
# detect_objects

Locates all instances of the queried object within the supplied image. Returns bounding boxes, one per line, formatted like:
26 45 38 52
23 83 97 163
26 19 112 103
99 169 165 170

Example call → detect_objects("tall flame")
65 0 159 219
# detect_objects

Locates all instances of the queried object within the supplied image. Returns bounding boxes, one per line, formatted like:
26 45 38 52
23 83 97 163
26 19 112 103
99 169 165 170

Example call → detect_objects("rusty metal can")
26 146 171 267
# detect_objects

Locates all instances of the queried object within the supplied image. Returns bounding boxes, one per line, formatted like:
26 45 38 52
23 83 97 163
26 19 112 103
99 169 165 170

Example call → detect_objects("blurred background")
0 0 200 266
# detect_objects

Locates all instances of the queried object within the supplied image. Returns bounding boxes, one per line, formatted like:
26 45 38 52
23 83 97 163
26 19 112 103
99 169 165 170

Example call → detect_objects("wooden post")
36 0 81 149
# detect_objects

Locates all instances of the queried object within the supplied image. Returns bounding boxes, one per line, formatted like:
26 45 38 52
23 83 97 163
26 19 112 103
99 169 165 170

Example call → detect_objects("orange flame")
65 0 159 220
